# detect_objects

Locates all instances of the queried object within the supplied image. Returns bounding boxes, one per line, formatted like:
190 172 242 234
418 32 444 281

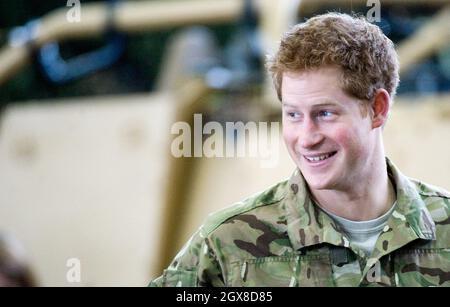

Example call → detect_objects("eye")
317 110 338 120
318 110 333 117
286 111 301 119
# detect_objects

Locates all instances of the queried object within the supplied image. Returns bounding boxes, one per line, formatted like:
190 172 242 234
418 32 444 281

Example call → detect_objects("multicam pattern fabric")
150 158 450 287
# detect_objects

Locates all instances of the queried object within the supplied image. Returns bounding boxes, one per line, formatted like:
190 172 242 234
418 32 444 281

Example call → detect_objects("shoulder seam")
409 178 450 199
419 191 450 200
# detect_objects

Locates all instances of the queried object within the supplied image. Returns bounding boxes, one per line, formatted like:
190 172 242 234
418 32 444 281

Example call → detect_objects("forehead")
281 66 351 106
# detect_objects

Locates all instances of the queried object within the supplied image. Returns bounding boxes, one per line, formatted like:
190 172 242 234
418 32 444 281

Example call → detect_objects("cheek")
282 125 296 148
332 127 367 157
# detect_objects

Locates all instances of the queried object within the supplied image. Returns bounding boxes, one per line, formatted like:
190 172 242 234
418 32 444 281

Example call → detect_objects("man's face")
281 66 375 191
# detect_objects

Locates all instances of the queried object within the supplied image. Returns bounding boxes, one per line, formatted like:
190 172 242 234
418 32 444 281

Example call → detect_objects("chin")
306 181 331 191
302 173 336 191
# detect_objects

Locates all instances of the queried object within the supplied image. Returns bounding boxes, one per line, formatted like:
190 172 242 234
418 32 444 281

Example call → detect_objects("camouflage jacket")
150 159 450 287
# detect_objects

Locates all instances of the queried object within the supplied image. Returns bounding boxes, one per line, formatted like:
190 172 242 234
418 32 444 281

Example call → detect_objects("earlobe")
371 89 390 129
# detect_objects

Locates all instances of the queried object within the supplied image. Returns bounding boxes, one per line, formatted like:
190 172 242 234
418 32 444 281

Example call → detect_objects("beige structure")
0 94 173 286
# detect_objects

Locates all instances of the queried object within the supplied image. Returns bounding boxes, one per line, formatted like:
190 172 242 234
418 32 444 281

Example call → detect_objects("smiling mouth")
303 151 337 163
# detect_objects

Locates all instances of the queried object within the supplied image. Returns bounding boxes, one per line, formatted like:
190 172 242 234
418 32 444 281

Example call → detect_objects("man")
150 13 450 287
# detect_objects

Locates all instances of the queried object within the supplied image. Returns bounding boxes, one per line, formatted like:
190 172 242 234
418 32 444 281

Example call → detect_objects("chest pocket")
228 255 334 287
394 248 450 287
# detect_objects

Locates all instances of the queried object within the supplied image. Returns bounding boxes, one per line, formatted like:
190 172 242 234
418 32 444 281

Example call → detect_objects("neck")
310 148 396 221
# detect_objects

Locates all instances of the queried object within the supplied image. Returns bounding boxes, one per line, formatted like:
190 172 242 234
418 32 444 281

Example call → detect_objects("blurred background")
0 0 449 286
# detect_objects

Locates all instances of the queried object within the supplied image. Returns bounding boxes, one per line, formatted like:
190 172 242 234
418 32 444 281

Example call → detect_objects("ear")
371 89 391 129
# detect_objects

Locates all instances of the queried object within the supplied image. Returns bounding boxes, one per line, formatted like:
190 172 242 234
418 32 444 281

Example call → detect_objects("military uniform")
150 159 450 287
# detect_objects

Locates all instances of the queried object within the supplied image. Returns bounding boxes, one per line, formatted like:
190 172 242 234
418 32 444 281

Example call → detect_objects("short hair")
266 12 400 105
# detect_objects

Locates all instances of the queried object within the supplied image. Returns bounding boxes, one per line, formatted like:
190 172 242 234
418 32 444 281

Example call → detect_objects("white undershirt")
321 203 396 256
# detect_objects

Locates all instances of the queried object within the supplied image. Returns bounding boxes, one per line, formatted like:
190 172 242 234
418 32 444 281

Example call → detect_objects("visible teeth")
306 152 333 162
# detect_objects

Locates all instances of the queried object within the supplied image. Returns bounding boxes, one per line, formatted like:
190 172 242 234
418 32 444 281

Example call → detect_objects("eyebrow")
281 101 341 108
281 102 296 108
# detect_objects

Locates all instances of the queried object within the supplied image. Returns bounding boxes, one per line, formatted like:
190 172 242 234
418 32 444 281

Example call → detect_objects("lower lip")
303 152 337 168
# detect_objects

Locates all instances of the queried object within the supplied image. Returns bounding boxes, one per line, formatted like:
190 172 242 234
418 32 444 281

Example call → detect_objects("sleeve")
149 229 225 287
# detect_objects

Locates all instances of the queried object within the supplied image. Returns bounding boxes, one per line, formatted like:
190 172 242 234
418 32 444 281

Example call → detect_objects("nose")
298 118 324 149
